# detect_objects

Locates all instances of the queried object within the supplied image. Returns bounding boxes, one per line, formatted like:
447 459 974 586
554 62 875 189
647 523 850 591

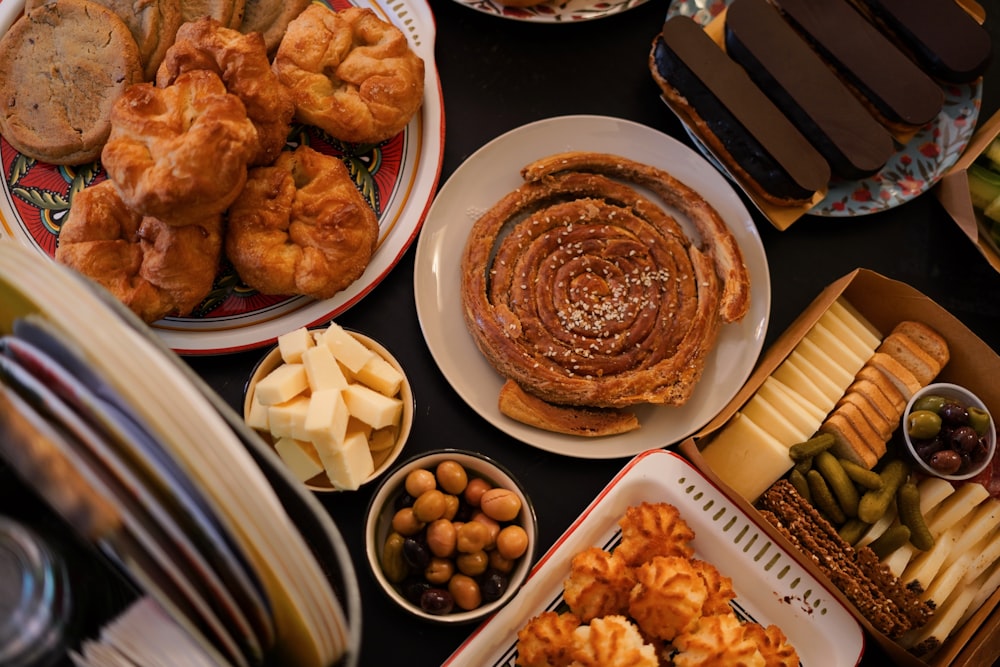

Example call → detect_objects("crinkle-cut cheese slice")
772 357 830 414
828 298 883 350
786 350 844 405
755 377 824 438
317 430 374 492
303 343 349 392
700 412 792 501
305 388 350 449
268 394 311 441
274 437 324 482
278 326 315 363
794 336 855 391
803 322 868 373
740 393 812 445
322 322 376 373
254 362 308 405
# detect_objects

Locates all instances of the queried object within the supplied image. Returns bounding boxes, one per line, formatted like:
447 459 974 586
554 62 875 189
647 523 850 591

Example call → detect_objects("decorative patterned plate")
666 0 982 217
443 450 865 666
453 0 648 22
0 0 444 355
413 115 770 460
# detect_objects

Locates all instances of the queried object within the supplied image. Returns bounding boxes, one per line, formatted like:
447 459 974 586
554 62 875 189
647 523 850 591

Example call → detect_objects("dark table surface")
44 0 1000 665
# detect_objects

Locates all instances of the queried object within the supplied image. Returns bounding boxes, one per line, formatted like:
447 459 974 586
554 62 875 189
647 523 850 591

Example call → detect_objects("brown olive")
441 494 460 521
929 449 963 475
448 574 482 611
405 469 437 498
456 550 489 576
424 557 454 585
496 525 529 560
436 460 468 495
488 550 515 574
456 520 490 553
391 507 425 536
470 511 500 549
412 489 447 523
463 478 492 507
479 488 522 522
425 519 457 558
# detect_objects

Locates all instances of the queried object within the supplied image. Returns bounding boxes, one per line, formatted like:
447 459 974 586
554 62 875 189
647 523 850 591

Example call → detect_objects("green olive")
912 395 948 414
907 410 943 440
969 407 992 436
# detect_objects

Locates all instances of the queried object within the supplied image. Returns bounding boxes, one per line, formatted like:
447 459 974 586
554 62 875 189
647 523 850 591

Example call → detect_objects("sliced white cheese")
772 358 831 414
740 393 812 445
255 362 309 405
319 430 374 491
942 498 1000 571
902 521 966 592
794 336 855 391
828 298 883 350
322 322 375 373
757 376 826 430
803 322 868 374
277 326 314 364
926 482 991 536
274 437 324 482
343 383 403 430
305 388 350 449
786 350 844 405
303 344 349 392
699 412 792 502
917 476 957 517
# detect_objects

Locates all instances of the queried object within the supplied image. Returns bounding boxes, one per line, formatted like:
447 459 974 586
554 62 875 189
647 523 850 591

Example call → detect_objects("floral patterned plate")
0 0 444 355
666 0 982 217
453 0 648 23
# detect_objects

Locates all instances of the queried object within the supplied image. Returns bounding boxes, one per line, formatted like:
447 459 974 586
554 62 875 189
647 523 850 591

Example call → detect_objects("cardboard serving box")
679 268 1000 666
936 108 1000 274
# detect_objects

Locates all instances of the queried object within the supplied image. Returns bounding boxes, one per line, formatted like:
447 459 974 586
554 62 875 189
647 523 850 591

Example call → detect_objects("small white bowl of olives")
364 449 537 624
903 383 996 481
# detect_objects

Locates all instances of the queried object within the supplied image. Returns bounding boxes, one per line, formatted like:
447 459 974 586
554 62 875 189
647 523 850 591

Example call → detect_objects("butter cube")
274 437 323 482
343 383 403 430
278 327 314 364
355 354 403 397
319 431 374 491
246 393 270 431
322 322 375 373
268 395 311 440
303 344 349 392
305 388 350 448
255 363 308 405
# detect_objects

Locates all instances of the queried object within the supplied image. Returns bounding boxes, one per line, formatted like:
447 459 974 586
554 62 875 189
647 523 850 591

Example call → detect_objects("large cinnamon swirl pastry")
460 152 750 436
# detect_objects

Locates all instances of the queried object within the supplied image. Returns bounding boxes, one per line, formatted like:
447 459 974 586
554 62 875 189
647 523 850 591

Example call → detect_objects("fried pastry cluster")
56 3 423 322
515 502 799 667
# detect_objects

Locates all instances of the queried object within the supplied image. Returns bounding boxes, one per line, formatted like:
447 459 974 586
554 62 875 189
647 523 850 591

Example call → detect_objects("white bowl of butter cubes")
243 320 414 492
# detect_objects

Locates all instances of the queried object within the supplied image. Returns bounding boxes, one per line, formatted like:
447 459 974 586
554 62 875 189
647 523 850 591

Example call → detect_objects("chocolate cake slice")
649 15 830 208
853 0 992 84
769 0 943 134
724 0 895 180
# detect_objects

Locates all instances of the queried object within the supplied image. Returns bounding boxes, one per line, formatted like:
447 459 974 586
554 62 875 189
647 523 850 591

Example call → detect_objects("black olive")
939 402 970 427
951 426 980 454
420 588 454 615
480 570 509 602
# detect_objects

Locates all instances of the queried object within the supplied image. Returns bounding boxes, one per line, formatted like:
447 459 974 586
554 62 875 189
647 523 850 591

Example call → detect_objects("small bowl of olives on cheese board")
364 449 537 624
903 383 996 481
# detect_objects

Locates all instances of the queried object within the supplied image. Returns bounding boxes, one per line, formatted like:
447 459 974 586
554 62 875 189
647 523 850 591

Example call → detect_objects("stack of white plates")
0 239 360 667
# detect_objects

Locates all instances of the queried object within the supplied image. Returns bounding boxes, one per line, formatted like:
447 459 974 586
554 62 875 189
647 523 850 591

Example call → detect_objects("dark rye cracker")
0 0 143 165
723 0 894 180
649 15 830 208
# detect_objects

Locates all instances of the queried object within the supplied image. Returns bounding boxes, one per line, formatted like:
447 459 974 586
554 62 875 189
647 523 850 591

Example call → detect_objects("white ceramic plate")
451 0 647 22
0 0 444 355
413 115 770 459
443 449 865 666
665 0 982 217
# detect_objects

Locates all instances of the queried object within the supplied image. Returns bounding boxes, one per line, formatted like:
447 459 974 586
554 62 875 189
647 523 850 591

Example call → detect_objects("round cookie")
26 0 183 81
238 0 310 55
0 0 143 165
273 5 424 145
225 145 380 300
